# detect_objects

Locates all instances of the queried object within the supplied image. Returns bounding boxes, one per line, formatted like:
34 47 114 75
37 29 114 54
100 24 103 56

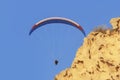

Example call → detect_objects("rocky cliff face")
55 17 120 80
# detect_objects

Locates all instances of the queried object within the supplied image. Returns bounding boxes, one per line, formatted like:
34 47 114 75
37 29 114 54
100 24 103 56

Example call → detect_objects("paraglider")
29 17 86 36
54 59 59 65
29 17 86 65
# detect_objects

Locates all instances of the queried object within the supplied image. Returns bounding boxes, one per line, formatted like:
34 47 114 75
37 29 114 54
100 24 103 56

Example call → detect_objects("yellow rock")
110 17 120 29
55 17 120 80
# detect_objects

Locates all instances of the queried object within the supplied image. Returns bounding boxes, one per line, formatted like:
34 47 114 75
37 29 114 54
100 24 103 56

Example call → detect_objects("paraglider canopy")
29 17 86 36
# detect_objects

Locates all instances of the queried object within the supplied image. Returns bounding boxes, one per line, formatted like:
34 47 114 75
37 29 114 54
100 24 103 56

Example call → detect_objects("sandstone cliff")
55 17 120 80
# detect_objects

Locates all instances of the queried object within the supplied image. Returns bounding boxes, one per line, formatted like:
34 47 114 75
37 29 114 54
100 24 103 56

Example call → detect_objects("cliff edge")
55 17 120 80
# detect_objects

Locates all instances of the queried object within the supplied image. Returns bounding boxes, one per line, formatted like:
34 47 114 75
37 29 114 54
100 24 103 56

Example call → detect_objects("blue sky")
0 0 120 80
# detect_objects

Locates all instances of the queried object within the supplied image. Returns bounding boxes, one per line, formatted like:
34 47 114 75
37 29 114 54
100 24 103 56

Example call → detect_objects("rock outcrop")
55 17 120 80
